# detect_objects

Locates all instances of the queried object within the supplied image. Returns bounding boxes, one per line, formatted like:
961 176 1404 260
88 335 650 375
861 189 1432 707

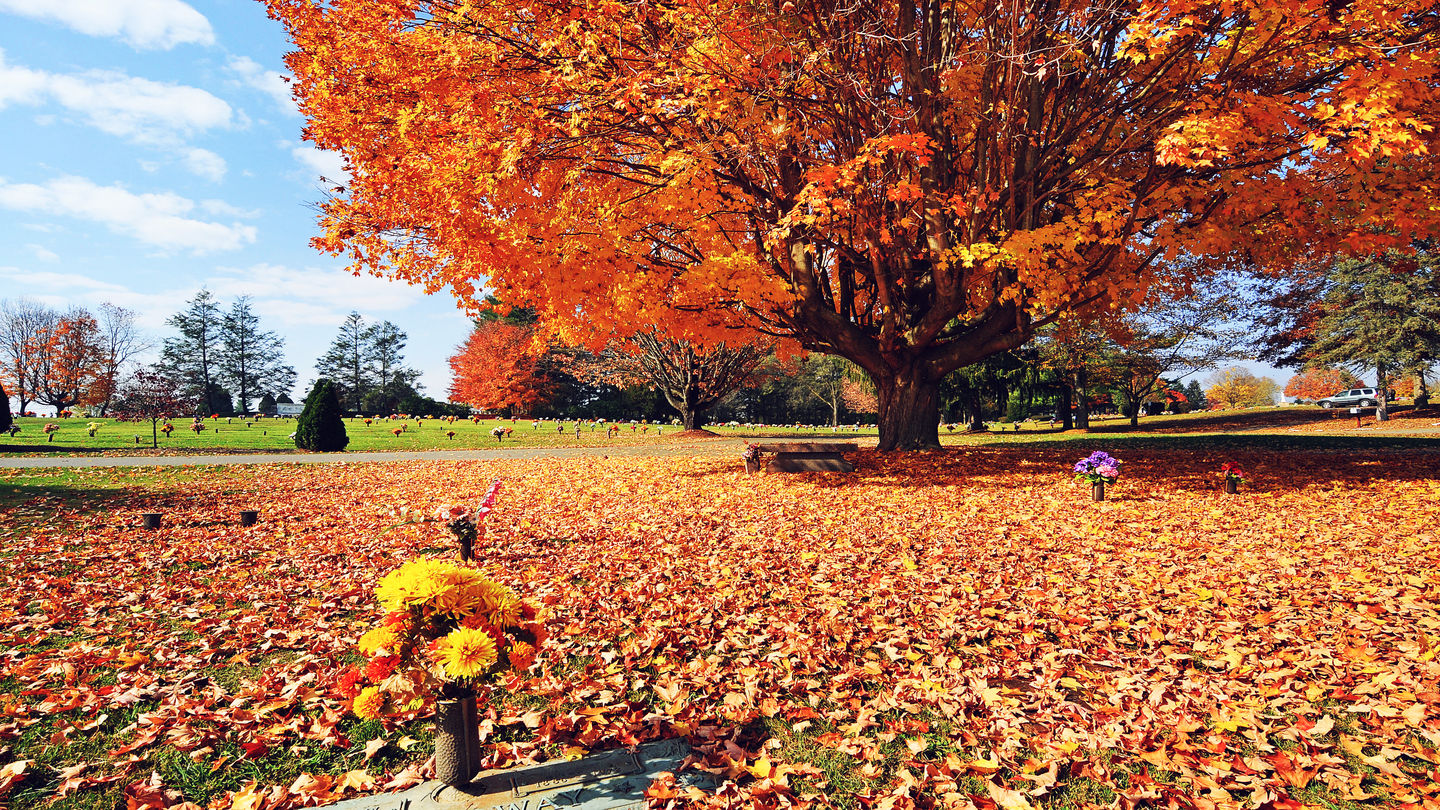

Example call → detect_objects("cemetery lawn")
2 447 1439 810
0 416 687 454
4 404 1439 457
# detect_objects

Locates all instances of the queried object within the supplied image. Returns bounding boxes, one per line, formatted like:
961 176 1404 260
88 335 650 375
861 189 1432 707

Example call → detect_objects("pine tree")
1305 251 1440 421
1185 380 1208 410
257 392 278 415
315 312 373 411
294 379 349 451
219 297 296 413
161 290 226 416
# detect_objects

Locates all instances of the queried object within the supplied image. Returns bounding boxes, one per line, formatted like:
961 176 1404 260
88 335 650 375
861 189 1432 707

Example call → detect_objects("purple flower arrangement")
1074 451 1121 485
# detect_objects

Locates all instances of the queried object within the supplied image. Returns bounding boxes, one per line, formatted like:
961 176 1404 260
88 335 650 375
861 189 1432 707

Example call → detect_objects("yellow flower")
433 626 498 679
488 594 525 628
375 559 462 611
375 559 504 618
357 625 400 656
353 686 385 719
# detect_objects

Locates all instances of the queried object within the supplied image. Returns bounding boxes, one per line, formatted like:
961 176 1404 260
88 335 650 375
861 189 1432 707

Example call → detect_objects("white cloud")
0 0 214 50
227 56 296 116
200 199 261 218
26 243 59 262
181 147 227 182
207 263 427 318
0 175 257 254
0 49 232 145
290 144 348 183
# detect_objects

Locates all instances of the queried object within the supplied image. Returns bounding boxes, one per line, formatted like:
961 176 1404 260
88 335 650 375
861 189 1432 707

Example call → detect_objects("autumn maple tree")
35 310 103 414
266 0 1440 449
1283 367 1363 403
448 321 554 413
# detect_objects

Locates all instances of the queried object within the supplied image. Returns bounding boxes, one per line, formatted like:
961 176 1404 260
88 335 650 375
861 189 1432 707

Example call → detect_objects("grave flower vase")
1091 482 1105 502
744 457 761 474
435 696 479 786
1225 478 1238 495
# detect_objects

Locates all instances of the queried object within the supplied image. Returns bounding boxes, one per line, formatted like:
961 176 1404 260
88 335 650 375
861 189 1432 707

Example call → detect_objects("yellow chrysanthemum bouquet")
337 558 545 719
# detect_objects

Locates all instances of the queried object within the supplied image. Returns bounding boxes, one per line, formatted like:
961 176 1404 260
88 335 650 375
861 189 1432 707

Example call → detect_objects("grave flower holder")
1092 481 1106 502
434 694 481 786
342 550 544 791
1225 478 1238 494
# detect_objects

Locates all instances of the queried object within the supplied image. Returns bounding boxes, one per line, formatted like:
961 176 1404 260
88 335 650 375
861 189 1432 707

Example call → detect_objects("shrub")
0 383 11 433
294 379 349 452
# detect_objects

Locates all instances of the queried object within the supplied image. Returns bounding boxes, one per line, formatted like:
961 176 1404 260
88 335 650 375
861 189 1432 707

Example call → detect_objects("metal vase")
434 696 480 787
1091 482 1105 502
141 513 162 530
434 698 469 786
1225 478 1238 494
239 510 258 526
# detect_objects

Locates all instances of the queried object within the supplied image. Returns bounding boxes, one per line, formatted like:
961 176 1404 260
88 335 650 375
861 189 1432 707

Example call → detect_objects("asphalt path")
0 441 745 469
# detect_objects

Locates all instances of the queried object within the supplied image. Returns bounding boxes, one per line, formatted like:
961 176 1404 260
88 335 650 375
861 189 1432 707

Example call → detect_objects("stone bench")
750 442 858 473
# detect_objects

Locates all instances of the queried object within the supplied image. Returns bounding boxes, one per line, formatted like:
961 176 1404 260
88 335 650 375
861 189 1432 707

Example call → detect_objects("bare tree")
93 303 150 416
569 331 771 430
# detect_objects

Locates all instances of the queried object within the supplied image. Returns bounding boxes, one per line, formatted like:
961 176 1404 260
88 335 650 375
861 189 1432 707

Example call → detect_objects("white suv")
1316 388 1381 408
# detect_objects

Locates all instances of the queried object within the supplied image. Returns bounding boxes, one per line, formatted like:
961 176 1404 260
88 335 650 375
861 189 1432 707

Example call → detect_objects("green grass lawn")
3 403 1435 456
0 415 689 453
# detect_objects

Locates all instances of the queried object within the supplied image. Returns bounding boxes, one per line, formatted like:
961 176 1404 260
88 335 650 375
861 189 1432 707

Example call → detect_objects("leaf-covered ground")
1 447 1438 810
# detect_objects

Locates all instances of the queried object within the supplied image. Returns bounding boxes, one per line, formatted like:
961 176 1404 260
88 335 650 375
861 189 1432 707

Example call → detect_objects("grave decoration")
1073 451 1121 501
436 480 502 562
339 557 545 787
1220 461 1247 494
741 443 762 474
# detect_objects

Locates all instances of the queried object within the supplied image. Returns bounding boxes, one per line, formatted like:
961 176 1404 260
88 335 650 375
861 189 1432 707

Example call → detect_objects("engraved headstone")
318 739 709 810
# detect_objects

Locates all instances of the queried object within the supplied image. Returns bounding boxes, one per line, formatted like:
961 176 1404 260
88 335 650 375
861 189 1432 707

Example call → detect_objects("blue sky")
0 0 475 405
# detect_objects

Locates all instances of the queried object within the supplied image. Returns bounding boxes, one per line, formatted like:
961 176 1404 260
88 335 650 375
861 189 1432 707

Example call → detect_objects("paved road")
0 441 744 469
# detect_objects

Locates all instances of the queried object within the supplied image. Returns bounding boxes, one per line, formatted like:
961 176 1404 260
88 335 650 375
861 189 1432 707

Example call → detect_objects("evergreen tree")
201 382 236 417
315 312 373 411
257 392 278 414
1305 250 1440 421
160 290 226 415
1185 380 1209 410
294 379 349 451
218 297 296 413
365 320 420 393
0 381 11 433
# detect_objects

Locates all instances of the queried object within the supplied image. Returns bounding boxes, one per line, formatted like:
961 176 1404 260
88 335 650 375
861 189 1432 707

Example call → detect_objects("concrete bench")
750 442 858 473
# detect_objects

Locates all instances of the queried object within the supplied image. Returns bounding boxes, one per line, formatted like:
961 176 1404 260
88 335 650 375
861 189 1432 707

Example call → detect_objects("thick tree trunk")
874 368 941 451
1060 384 1074 430
680 408 698 431
1073 369 1091 430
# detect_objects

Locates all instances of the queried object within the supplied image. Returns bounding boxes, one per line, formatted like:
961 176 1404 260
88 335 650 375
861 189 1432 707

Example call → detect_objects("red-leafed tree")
269 0 1440 449
448 321 553 414
1284 367 1364 403
116 365 195 448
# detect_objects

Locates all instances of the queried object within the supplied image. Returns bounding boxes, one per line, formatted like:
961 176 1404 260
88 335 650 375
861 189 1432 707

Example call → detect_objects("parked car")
1315 387 1382 409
